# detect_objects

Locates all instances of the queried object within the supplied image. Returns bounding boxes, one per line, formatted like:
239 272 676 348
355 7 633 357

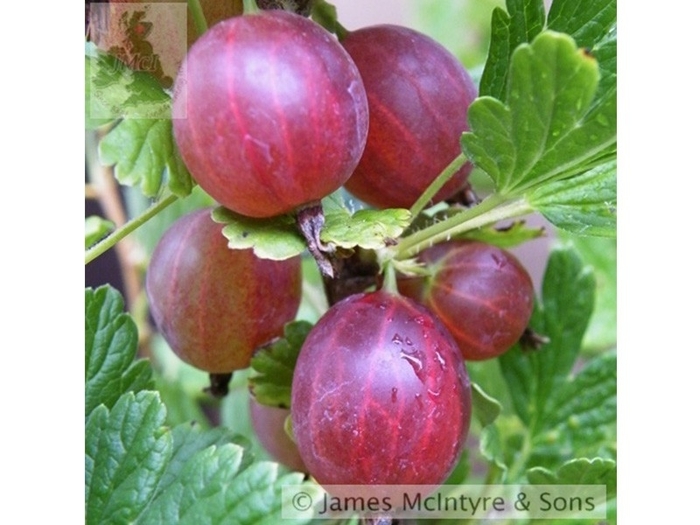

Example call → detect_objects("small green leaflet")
213 198 412 261
213 207 307 261
85 216 115 249
321 206 412 250
321 190 411 248
248 321 313 409
85 286 153 417
462 31 615 197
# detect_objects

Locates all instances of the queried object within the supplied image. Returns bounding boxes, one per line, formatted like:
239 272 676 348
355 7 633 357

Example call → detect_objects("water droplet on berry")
391 387 398 403
427 387 441 399
435 351 446 370
401 348 427 383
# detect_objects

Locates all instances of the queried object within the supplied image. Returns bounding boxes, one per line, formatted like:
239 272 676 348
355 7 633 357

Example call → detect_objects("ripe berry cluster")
146 4 535 494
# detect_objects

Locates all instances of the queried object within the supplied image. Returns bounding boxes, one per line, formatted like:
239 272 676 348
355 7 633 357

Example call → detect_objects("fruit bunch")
170 4 477 216
147 0 530 503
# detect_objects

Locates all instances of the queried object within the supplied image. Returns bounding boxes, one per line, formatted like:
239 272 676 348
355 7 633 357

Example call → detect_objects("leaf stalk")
85 193 179 265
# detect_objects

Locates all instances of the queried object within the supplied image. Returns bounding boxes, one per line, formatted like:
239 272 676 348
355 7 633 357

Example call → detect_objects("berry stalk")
242 0 261 14
393 194 533 261
85 193 179 265
408 152 469 220
186 0 208 35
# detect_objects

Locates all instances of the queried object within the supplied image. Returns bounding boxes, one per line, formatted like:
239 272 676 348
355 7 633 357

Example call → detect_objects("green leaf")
480 0 546 99
85 391 172 525
248 321 313 409
145 424 255 512
480 7 511 99
85 387 307 523
85 216 115 248
462 31 615 196
547 0 617 51
480 0 616 101
99 117 194 198
85 54 118 129
85 42 171 127
591 28 617 111
212 206 307 261
479 424 508 483
560 234 616 353
527 159 617 237
321 206 412 250
472 382 502 427
527 457 616 499
85 286 153 417
498 245 595 432
546 352 616 451
140 456 314 525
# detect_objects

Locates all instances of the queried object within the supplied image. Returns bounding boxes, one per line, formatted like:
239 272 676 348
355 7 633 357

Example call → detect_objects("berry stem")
381 261 399 296
205 372 234 398
321 248 379 305
311 1 349 40
243 0 261 14
408 152 468 220
295 201 335 278
85 193 179 265
186 0 209 35
394 194 533 260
